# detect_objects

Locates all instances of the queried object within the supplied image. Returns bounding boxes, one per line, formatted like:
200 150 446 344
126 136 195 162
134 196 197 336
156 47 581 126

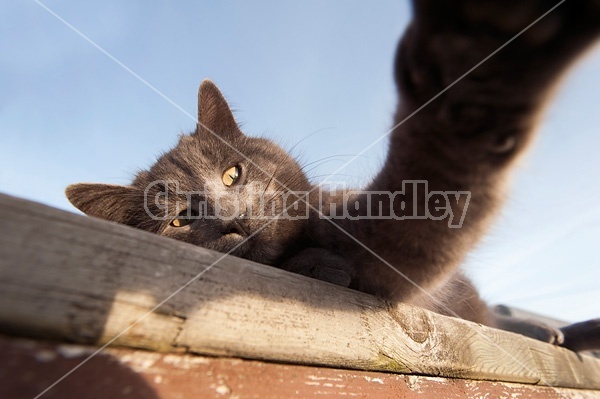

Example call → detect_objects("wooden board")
0 193 599 390
3 335 599 399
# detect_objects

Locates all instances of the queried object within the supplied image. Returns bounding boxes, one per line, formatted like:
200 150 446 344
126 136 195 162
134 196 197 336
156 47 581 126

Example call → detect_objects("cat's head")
66 80 311 265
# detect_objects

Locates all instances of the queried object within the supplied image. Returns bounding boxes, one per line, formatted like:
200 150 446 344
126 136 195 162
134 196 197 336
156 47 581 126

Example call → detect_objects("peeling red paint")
1 335 597 399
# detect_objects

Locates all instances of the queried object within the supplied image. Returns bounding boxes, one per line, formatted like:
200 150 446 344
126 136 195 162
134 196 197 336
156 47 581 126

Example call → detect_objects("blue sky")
1 1 598 322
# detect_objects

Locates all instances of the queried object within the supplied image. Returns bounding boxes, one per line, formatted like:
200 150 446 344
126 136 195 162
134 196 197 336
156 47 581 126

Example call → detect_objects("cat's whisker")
261 165 279 199
64 4 600 357
299 157 365 183
308 173 356 181
300 154 362 168
266 170 308 201
287 127 335 157
266 183 307 207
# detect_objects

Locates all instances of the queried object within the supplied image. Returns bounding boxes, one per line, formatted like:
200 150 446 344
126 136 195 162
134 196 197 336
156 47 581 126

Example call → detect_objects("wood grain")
0 193 599 389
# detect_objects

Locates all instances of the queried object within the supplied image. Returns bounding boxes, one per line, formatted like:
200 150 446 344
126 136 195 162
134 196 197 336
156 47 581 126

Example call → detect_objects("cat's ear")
196 79 242 141
65 183 141 224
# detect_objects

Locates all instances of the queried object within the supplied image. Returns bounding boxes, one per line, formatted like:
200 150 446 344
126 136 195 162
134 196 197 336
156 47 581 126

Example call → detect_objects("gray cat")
66 0 600 351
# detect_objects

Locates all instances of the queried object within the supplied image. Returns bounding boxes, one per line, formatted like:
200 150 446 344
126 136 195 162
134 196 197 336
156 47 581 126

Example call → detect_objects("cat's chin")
219 233 253 259
215 233 282 265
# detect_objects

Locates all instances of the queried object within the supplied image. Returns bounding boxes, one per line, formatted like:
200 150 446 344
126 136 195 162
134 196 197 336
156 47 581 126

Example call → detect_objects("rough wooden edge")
0 193 599 390
3 335 599 399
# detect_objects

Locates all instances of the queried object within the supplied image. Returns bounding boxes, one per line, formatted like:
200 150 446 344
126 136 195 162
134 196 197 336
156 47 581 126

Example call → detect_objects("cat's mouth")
220 219 250 237
220 231 253 258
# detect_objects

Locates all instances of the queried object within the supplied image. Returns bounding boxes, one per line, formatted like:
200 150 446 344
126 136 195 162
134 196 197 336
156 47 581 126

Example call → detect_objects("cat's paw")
415 0 600 38
493 313 565 345
524 321 565 346
560 318 600 352
401 0 600 91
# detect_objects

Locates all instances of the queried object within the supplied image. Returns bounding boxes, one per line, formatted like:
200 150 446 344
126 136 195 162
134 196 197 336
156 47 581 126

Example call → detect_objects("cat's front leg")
560 318 600 352
333 0 600 304
279 248 355 288
491 313 565 345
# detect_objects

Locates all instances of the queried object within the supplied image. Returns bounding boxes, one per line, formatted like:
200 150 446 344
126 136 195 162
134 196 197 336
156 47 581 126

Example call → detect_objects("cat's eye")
170 209 199 227
222 165 241 187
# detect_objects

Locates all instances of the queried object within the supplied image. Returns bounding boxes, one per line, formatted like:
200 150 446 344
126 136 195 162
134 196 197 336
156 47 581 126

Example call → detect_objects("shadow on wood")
0 193 599 391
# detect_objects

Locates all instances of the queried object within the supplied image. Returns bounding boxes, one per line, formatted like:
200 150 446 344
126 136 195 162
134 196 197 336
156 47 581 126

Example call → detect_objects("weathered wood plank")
0 193 599 389
3 335 599 399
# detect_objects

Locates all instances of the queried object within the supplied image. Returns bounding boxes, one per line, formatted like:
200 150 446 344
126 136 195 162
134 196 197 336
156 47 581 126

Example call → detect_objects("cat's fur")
68 88 312 266
66 0 600 350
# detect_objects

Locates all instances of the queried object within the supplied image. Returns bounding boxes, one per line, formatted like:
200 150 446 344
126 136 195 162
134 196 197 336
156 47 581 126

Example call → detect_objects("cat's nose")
220 219 249 237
